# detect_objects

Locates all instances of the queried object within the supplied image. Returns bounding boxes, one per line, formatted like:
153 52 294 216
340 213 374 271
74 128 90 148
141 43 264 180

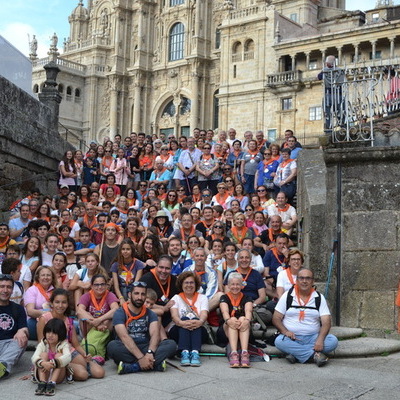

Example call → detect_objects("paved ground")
4 349 400 399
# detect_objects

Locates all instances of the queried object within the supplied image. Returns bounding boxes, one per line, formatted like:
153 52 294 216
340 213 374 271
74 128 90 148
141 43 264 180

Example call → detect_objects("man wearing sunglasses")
0 273 28 379
194 189 215 210
108 281 177 374
272 268 338 367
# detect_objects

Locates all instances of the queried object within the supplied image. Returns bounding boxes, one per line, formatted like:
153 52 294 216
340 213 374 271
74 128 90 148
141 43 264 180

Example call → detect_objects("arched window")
162 100 176 117
75 88 81 97
169 23 185 61
66 86 72 96
58 84 64 94
244 39 255 60
232 41 242 62
33 84 39 93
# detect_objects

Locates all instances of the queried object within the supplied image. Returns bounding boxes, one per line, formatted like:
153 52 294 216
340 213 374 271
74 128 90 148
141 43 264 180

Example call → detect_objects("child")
145 288 168 340
110 209 121 224
1 258 24 304
32 318 72 396
83 158 98 185
110 239 145 302
75 227 96 256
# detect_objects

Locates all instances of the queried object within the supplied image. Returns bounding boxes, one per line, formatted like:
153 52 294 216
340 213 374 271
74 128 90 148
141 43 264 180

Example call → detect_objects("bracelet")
119 296 124 300
37 359 43 368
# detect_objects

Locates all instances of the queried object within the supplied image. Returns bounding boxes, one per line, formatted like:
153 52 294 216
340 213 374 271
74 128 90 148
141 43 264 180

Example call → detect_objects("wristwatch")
147 349 154 355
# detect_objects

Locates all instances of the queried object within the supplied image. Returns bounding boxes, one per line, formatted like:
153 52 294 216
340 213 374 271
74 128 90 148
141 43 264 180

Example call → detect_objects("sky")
0 0 394 59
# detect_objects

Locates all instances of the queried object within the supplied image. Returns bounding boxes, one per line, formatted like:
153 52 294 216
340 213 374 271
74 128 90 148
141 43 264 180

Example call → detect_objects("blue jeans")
168 318 207 352
27 318 38 341
274 333 338 363
243 173 255 194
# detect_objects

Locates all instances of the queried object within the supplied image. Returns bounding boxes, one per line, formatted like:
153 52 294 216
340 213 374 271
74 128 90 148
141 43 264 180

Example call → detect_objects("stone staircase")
201 326 400 358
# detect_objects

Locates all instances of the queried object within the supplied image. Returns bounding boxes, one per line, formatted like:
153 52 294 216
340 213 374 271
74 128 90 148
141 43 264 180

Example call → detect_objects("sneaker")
35 382 47 396
314 352 328 367
190 351 201 367
0 362 7 379
229 351 240 368
180 350 191 366
92 356 105 366
156 360 167 372
286 354 297 364
117 361 141 375
44 382 56 396
240 350 250 368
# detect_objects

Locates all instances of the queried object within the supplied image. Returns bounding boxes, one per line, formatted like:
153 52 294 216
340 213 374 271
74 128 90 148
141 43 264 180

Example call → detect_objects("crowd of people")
0 127 337 395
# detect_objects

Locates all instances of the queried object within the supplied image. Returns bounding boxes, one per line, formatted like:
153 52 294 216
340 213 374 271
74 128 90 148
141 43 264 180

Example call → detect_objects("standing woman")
219 273 253 368
110 239 145 302
139 143 156 181
74 150 84 189
239 140 262 195
226 140 244 175
273 147 297 204
59 150 77 192
110 148 130 194
269 143 281 162
128 146 141 190
99 148 114 183
170 271 209 367
196 144 221 195
255 149 279 198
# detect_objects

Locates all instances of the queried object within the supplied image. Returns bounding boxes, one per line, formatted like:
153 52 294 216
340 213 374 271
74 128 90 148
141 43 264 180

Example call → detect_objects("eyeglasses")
168 194 176 197
161 148 168 151
223 168 231 171
202 194 210 197
214 226 223 229
264 153 272 155
297 276 313 281
178 189 185 192
245 208 253 211
132 281 147 287
92 283 107 288
257 189 266 192
140 184 147 187
203 147 211 150
225 179 233 182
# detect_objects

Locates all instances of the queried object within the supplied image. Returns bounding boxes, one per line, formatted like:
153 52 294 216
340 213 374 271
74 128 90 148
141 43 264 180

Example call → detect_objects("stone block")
343 211 397 251
341 290 363 328
341 250 400 291
359 290 396 331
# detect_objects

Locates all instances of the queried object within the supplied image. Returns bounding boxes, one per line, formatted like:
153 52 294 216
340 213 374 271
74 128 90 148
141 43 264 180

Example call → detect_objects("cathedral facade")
31 0 400 147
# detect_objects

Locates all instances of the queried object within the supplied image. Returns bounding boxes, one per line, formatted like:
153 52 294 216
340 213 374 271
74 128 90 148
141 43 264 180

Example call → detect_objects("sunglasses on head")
132 281 147 288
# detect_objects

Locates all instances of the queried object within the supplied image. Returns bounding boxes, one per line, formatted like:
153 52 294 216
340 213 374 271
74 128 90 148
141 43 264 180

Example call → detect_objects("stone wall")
0 74 72 217
298 146 400 335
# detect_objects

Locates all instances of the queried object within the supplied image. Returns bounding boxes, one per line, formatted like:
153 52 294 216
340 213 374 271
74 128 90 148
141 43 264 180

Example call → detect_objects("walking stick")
80 319 91 375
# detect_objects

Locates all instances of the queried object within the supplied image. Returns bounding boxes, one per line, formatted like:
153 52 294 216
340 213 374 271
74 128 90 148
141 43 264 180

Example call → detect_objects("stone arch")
58 83 64 94
244 39 255 60
67 86 73 96
232 41 243 62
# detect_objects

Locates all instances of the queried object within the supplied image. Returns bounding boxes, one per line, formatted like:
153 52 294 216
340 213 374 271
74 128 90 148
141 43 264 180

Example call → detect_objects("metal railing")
323 65 400 144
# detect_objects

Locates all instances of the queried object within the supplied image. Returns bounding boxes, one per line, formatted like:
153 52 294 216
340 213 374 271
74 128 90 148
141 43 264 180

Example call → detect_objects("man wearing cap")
149 157 172 186
0 273 28 379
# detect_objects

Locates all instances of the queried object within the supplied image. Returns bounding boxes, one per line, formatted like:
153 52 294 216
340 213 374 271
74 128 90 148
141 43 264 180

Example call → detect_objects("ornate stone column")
190 71 200 131
132 81 142 133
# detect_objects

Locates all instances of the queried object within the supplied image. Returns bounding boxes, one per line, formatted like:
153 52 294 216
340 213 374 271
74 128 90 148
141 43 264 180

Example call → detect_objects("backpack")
285 286 321 312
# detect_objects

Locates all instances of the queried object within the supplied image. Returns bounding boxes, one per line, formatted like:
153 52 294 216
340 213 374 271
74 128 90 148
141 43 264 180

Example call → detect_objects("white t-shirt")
276 269 297 293
267 203 297 224
171 293 209 319
275 290 330 336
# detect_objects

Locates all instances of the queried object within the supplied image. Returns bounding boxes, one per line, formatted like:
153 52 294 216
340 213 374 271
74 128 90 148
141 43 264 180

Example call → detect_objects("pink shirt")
78 292 119 317
24 285 54 319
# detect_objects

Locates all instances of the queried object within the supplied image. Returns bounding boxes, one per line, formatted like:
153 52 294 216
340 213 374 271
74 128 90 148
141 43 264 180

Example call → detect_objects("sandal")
241 350 250 368
229 351 240 368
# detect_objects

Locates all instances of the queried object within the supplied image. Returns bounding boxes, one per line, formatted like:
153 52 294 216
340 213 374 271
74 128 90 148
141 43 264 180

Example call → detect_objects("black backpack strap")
285 286 321 311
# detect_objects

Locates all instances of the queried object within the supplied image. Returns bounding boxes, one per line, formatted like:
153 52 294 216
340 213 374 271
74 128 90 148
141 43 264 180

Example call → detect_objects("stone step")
201 336 400 359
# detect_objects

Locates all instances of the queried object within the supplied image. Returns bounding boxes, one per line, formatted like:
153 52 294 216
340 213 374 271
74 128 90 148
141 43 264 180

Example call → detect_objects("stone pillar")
38 61 62 131
109 76 119 137
291 55 296 71
190 72 200 131
354 44 359 64
132 82 141 132
390 38 395 60
337 46 342 66
370 40 376 60
321 50 326 67
306 52 310 70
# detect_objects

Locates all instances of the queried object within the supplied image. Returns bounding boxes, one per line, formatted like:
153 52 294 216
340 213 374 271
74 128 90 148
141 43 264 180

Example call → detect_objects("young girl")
21 236 41 280
69 253 107 308
51 253 70 290
110 239 145 302
32 318 71 395
217 242 238 292
42 233 60 267
37 289 105 382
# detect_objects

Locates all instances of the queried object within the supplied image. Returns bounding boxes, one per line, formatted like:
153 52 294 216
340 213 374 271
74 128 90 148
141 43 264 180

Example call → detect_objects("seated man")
267 192 297 236
107 282 177 374
149 157 172 186
0 273 28 379
262 233 290 284
272 268 338 366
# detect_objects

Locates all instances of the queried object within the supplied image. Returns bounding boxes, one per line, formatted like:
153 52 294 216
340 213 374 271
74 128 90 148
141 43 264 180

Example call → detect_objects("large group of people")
0 128 337 394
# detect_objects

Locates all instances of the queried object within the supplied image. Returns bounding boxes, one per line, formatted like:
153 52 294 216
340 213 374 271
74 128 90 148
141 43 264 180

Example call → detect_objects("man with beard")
107 282 176 374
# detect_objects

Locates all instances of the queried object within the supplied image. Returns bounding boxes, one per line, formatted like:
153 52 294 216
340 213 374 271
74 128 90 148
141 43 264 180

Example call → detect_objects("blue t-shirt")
224 269 265 301
263 250 286 279
75 242 96 251
171 258 193 276
0 301 27 340
113 306 158 344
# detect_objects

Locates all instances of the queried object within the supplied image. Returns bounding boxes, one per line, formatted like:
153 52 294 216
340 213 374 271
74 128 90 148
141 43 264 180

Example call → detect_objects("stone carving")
29 35 38 58
101 8 109 33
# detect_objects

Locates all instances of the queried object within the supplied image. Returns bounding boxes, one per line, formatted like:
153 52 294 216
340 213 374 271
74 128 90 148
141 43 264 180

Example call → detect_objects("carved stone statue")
50 32 58 49
30 35 38 55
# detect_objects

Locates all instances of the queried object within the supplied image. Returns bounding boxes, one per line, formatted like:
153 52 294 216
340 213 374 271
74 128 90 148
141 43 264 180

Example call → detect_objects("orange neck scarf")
294 284 315 321
84 214 97 230
236 267 252 282
0 236 10 249
150 268 171 300
34 283 52 303
180 226 195 242
120 259 136 284
286 268 296 286
226 292 244 317
179 292 199 316
280 158 294 168
89 289 109 312
123 302 147 327
275 202 290 212
272 247 286 265
231 226 248 244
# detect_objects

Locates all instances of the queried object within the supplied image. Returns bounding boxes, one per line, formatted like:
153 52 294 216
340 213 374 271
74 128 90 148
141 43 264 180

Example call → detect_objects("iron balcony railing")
322 65 400 145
